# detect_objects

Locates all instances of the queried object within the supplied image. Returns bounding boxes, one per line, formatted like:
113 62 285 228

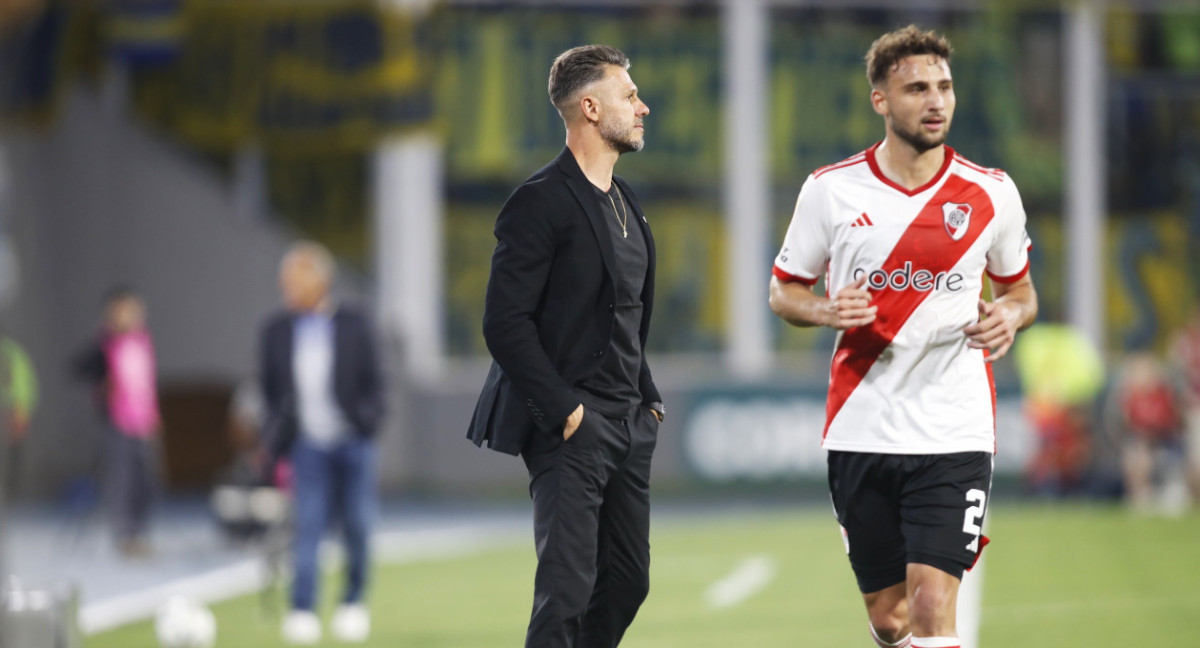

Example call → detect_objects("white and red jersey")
773 142 1032 455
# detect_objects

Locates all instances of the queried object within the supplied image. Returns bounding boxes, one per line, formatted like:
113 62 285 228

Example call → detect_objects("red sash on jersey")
824 174 996 437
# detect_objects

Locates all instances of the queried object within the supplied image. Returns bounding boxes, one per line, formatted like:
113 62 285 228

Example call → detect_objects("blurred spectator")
227 376 265 458
210 377 272 542
260 241 383 645
1014 324 1105 496
1 330 37 496
1169 305 1200 501
74 288 162 557
1116 353 1185 511
1023 399 1091 495
210 377 289 565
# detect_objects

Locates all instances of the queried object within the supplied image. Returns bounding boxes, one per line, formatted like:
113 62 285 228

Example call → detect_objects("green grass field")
88 503 1200 647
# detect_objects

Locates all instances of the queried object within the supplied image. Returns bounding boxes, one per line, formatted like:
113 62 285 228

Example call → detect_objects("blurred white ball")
155 596 216 648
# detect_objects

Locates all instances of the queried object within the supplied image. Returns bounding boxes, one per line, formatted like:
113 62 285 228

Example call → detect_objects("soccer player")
768 26 1038 648
468 45 663 647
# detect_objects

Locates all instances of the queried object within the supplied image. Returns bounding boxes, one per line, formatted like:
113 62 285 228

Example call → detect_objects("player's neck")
566 129 619 192
876 137 946 190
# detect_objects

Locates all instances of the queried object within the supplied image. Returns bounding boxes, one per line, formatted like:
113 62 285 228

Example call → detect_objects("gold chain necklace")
606 185 629 238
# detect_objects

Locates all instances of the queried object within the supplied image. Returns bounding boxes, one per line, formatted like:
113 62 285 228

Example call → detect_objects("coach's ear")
579 93 602 125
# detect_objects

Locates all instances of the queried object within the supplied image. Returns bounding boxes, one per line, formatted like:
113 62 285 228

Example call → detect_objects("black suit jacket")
468 148 660 455
259 305 384 457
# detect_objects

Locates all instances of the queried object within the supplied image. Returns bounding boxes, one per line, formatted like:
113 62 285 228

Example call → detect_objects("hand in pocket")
562 404 584 441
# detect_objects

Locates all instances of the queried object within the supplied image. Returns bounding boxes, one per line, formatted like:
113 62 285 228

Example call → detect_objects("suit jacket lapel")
281 314 296 390
331 308 346 392
555 148 619 288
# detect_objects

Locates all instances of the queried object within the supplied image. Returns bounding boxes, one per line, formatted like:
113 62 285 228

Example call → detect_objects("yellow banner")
131 1 435 153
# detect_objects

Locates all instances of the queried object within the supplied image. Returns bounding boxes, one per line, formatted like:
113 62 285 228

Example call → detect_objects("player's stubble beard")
892 114 950 154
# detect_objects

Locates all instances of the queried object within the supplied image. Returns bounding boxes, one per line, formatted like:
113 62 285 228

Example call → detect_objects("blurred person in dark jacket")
260 241 383 645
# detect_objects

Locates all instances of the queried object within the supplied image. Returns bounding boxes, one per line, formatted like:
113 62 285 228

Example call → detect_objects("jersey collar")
865 141 956 197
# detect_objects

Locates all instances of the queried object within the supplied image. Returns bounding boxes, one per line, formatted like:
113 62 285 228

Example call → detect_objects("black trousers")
106 427 160 545
521 405 659 648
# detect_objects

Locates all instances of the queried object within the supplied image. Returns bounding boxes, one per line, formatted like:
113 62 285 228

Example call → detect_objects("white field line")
78 558 267 635
704 555 777 609
78 526 522 636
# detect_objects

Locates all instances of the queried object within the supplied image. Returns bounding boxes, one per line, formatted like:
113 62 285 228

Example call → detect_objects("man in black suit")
468 45 663 648
260 241 383 645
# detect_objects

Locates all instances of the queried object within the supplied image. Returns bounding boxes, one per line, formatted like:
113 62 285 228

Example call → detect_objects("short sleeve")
985 179 1032 284
773 175 831 286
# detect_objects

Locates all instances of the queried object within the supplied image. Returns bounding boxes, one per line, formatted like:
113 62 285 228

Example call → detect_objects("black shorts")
827 450 993 593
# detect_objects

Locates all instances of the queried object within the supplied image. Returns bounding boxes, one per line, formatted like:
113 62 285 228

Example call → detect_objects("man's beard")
893 118 949 153
600 118 643 154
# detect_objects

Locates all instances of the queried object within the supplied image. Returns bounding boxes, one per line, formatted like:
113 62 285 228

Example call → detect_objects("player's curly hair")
548 45 630 113
865 25 953 87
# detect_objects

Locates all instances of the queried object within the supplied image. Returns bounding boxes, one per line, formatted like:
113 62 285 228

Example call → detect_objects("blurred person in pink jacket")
76 287 162 557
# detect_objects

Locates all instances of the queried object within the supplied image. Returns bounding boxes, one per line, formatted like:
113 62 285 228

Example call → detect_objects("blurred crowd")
1017 305 1200 513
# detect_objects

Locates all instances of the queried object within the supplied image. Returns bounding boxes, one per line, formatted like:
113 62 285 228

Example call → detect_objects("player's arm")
963 274 1037 363
968 177 1039 363
769 176 874 330
769 275 877 330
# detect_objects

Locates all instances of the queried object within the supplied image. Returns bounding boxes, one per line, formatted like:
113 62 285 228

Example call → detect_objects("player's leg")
899 451 993 647
828 451 912 646
521 410 620 648
863 582 910 646
905 563 960 639
577 408 657 648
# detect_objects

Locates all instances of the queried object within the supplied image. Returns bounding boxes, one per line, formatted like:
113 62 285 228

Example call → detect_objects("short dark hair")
865 25 953 87
104 285 140 306
547 45 630 112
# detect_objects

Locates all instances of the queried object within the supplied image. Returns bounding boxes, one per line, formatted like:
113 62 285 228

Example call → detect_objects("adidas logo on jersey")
852 262 965 293
850 212 874 227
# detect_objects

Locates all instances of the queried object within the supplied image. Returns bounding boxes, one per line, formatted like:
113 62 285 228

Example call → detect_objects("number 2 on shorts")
962 488 986 553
